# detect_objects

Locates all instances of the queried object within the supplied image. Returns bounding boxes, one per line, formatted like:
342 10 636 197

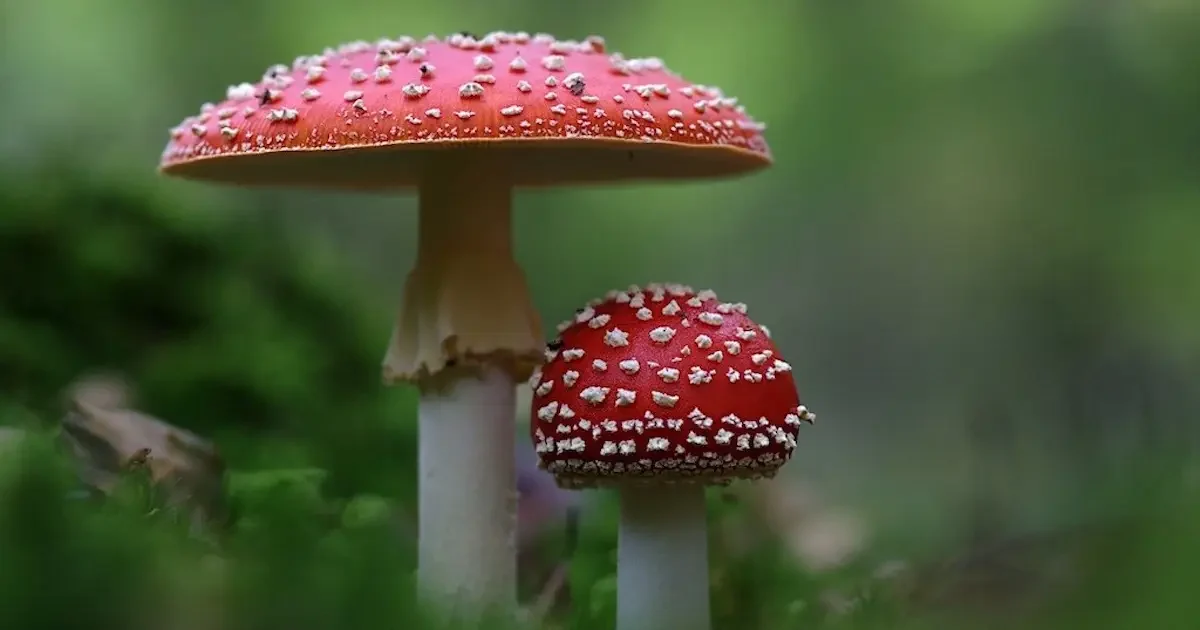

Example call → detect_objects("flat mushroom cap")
529 283 815 490
160 32 771 190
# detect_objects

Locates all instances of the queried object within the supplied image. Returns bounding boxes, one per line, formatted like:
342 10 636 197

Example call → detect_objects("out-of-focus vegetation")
2 0 1199 627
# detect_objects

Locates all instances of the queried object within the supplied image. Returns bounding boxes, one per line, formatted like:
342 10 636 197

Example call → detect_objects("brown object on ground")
58 375 228 533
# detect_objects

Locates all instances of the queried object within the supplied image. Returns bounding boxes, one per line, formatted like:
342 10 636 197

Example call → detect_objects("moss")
0 166 416 500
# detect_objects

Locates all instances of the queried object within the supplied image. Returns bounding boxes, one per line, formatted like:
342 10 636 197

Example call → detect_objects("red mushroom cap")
529 283 814 489
159 32 770 190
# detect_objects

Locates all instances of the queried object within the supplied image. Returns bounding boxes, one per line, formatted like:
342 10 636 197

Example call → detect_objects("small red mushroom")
531 283 812 488
528 283 815 630
157 31 774 615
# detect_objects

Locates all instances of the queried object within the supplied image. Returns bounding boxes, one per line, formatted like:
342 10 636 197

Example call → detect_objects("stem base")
418 366 518 611
618 483 712 630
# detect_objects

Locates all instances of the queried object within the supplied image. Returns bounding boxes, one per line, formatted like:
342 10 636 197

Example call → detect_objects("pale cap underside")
549 464 783 490
160 137 771 190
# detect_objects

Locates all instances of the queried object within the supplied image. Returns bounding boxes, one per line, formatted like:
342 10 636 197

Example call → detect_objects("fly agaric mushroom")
158 32 771 611
529 283 814 630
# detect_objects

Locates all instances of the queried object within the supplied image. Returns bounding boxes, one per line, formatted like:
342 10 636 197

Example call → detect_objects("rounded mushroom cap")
529 283 814 489
160 32 770 190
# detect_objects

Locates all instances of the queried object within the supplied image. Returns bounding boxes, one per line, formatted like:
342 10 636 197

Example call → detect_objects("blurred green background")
1 0 1199 628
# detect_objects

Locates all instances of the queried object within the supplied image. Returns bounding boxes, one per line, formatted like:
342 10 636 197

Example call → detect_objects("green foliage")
0 166 416 499
5 427 1198 630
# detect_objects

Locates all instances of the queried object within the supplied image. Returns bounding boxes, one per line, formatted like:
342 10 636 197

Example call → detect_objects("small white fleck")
344 90 364 102
562 371 580 387
516 80 532 93
657 367 680 383
226 83 256 100
562 348 585 361
542 55 566 71
652 391 679 408
473 55 495 71
604 328 630 347
698 312 724 326
563 72 586 96
500 105 524 116
592 359 608 372
425 108 441 119
695 335 713 349
536 402 559 422
649 326 676 344
510 56 528 72
662 300 681 316
619 359 640 374
615 389 637 406
402 83 430 98
580 386 610 405
588 314 611 329
459 82 485 98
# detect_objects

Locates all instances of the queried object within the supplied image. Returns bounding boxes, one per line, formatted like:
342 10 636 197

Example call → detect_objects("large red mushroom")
530 283 814 630
159 32 771 613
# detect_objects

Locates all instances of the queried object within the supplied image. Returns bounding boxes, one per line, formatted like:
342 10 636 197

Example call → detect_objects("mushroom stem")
383 167 543 387
383 166 543 613
617 483 711 630
417 365 517 610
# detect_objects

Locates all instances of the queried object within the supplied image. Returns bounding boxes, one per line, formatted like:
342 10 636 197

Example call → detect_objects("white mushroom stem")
417 366 517 610
382 167 543 613
384 170 542 384
618 483 712 630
